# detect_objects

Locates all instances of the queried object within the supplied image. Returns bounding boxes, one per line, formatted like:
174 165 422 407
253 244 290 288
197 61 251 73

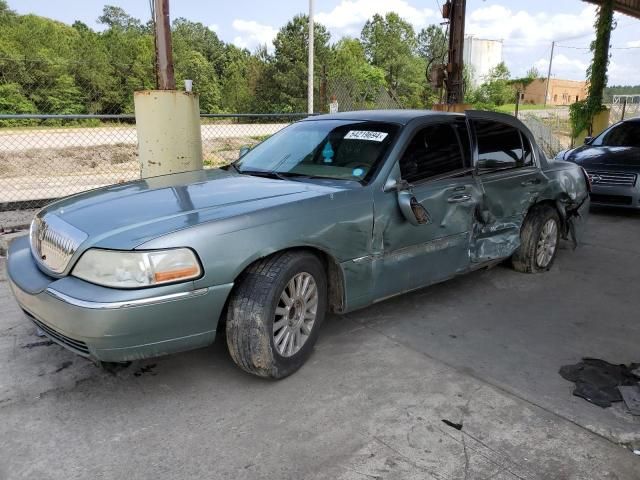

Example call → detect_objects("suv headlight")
72 248 202 288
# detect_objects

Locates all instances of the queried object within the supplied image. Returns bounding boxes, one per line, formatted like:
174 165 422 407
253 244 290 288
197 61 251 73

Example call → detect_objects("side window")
475 120 527 172
399 123 466 183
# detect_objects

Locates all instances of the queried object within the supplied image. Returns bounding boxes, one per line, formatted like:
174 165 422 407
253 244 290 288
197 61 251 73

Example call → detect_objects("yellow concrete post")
574 108 610 146
134 90 203 178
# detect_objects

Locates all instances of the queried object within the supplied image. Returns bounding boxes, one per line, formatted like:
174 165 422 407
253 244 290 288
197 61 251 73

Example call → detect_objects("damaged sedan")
7 110 590 379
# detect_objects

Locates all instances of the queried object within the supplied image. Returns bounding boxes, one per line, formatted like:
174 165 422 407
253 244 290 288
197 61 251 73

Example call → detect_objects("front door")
372 118 480 300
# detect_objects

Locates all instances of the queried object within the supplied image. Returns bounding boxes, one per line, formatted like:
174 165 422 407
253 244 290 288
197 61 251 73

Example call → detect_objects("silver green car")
7 110 590 378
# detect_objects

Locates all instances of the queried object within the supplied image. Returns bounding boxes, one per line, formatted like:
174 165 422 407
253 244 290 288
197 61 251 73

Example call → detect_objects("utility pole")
445 0 466 105
544 41 555 107
154 0 175 90
308 0 315 114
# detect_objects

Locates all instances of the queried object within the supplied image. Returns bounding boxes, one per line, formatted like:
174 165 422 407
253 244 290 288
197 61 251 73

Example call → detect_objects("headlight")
72 248 202 288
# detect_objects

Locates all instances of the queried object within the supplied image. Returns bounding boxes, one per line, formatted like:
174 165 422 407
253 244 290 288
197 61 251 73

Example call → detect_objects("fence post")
514 90 521 119
621 98 627 121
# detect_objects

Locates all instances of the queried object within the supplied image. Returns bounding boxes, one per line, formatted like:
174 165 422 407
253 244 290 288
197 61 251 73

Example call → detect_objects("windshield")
235 120 399 183
591 122 640 147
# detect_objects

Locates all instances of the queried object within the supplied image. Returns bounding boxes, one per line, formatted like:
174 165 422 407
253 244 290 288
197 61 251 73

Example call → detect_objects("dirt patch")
0 143 139 178
202 137 263 168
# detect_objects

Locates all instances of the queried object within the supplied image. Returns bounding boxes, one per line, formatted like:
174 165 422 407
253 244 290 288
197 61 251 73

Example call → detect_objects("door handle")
447 194 472 203
521 178 541 186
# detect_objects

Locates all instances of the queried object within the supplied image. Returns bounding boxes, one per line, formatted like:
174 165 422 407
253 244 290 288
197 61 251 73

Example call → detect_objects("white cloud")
607 59 640 85
533 54 588 81
467 4 597 46
315 0 436 33
231 19 278 52
626 40 640 47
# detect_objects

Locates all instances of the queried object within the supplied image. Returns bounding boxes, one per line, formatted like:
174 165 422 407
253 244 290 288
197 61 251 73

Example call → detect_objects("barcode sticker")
344 130 388 142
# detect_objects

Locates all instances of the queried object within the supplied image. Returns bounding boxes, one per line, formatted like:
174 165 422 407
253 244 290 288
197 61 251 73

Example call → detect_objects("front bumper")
590 184 640 209
7 236 233 362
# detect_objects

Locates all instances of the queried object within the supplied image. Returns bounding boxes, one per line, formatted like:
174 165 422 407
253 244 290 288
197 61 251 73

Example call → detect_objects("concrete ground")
0 208 638 479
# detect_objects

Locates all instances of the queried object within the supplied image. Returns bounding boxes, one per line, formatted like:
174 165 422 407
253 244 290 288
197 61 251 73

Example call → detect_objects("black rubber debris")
54 361 73 373
559 358 640 408
442 419 463 430
134 364 158 377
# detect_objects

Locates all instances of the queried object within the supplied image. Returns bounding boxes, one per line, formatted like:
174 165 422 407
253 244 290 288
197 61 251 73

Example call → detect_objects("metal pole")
514 90 520 119
308 0 314 114
154 0 175 90
544 41 555 107
445 0 466 105
621 97 627 120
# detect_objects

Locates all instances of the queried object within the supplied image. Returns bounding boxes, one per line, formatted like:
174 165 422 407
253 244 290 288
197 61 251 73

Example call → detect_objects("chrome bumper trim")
45 287 210 310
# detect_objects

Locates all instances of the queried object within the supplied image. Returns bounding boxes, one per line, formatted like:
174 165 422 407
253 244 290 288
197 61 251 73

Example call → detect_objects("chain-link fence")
609 95 640 124
0 113 307 230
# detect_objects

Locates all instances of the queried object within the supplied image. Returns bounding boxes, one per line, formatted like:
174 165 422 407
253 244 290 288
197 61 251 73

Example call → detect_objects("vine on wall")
569 0 614 137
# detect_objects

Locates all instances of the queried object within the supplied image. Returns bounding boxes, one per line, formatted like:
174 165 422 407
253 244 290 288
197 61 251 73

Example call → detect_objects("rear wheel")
226 251 327 379
512 204 561 273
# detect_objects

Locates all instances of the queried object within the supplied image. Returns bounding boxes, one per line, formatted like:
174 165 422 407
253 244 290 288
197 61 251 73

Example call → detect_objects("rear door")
467 113 547 263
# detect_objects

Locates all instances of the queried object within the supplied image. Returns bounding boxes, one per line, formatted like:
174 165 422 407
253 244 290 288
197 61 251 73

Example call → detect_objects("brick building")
520 78 588 105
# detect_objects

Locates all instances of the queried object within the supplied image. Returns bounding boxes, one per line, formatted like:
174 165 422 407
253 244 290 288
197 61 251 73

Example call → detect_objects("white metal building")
463 36 504 87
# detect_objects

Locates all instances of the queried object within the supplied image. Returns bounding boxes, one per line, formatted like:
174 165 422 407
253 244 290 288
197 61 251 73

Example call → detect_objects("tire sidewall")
266 254 327 377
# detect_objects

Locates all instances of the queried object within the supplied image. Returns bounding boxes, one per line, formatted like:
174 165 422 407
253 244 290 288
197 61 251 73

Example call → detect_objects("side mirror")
239 145 251 159
583 136 593 145
398 190 431 226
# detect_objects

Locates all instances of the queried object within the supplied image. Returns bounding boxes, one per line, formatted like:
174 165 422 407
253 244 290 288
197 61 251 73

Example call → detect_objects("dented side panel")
470 167 547 263
372 173 480 300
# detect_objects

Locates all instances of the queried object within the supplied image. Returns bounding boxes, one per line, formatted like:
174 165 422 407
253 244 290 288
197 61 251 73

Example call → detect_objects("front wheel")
226 251 327 379
512 204 561 273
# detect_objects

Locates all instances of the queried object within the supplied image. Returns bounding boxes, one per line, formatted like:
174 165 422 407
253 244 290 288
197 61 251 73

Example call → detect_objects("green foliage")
570 0 613 137
417 25 447 76
7 4 597 118
468 62 514 106
361 13 416 96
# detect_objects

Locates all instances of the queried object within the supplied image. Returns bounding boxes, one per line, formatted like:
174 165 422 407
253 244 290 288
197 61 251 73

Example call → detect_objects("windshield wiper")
238 169 289 181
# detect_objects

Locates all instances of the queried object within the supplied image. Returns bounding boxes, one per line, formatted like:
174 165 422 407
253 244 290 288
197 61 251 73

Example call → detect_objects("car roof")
622 117 640 123
303 109 463 125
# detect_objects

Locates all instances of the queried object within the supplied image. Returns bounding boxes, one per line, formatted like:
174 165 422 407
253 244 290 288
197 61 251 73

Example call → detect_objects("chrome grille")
30 214 88 274
587 170 638 187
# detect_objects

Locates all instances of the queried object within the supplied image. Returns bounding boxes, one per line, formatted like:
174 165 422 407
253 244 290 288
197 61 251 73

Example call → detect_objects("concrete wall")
521 78 588 105
463 36 503 87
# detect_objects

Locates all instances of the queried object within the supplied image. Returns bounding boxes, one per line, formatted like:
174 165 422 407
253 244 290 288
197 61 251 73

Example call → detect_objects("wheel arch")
232 246 346 314
525 197 569 237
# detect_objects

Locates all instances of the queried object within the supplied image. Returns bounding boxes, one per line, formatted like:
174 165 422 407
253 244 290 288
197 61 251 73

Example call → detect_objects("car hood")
562 145 640 170
40 169 342 249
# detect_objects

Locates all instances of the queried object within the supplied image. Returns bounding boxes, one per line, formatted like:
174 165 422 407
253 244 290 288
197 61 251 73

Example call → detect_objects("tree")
98 5 142 31
98 5 155 113
361 13 416 92
470 62 514 106
417 25 448 76
261 14 331 112
172 18 226 74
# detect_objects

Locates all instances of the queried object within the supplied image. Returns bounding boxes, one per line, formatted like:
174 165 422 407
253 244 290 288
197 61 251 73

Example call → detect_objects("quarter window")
399 123 467 182
475 120 532 172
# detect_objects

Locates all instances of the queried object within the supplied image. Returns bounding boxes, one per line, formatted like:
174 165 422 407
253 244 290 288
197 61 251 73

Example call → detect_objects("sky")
9 0 640 85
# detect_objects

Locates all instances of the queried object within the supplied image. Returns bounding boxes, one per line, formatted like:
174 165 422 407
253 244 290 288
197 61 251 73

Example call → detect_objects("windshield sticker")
352 168 365 177
344 130 388 142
